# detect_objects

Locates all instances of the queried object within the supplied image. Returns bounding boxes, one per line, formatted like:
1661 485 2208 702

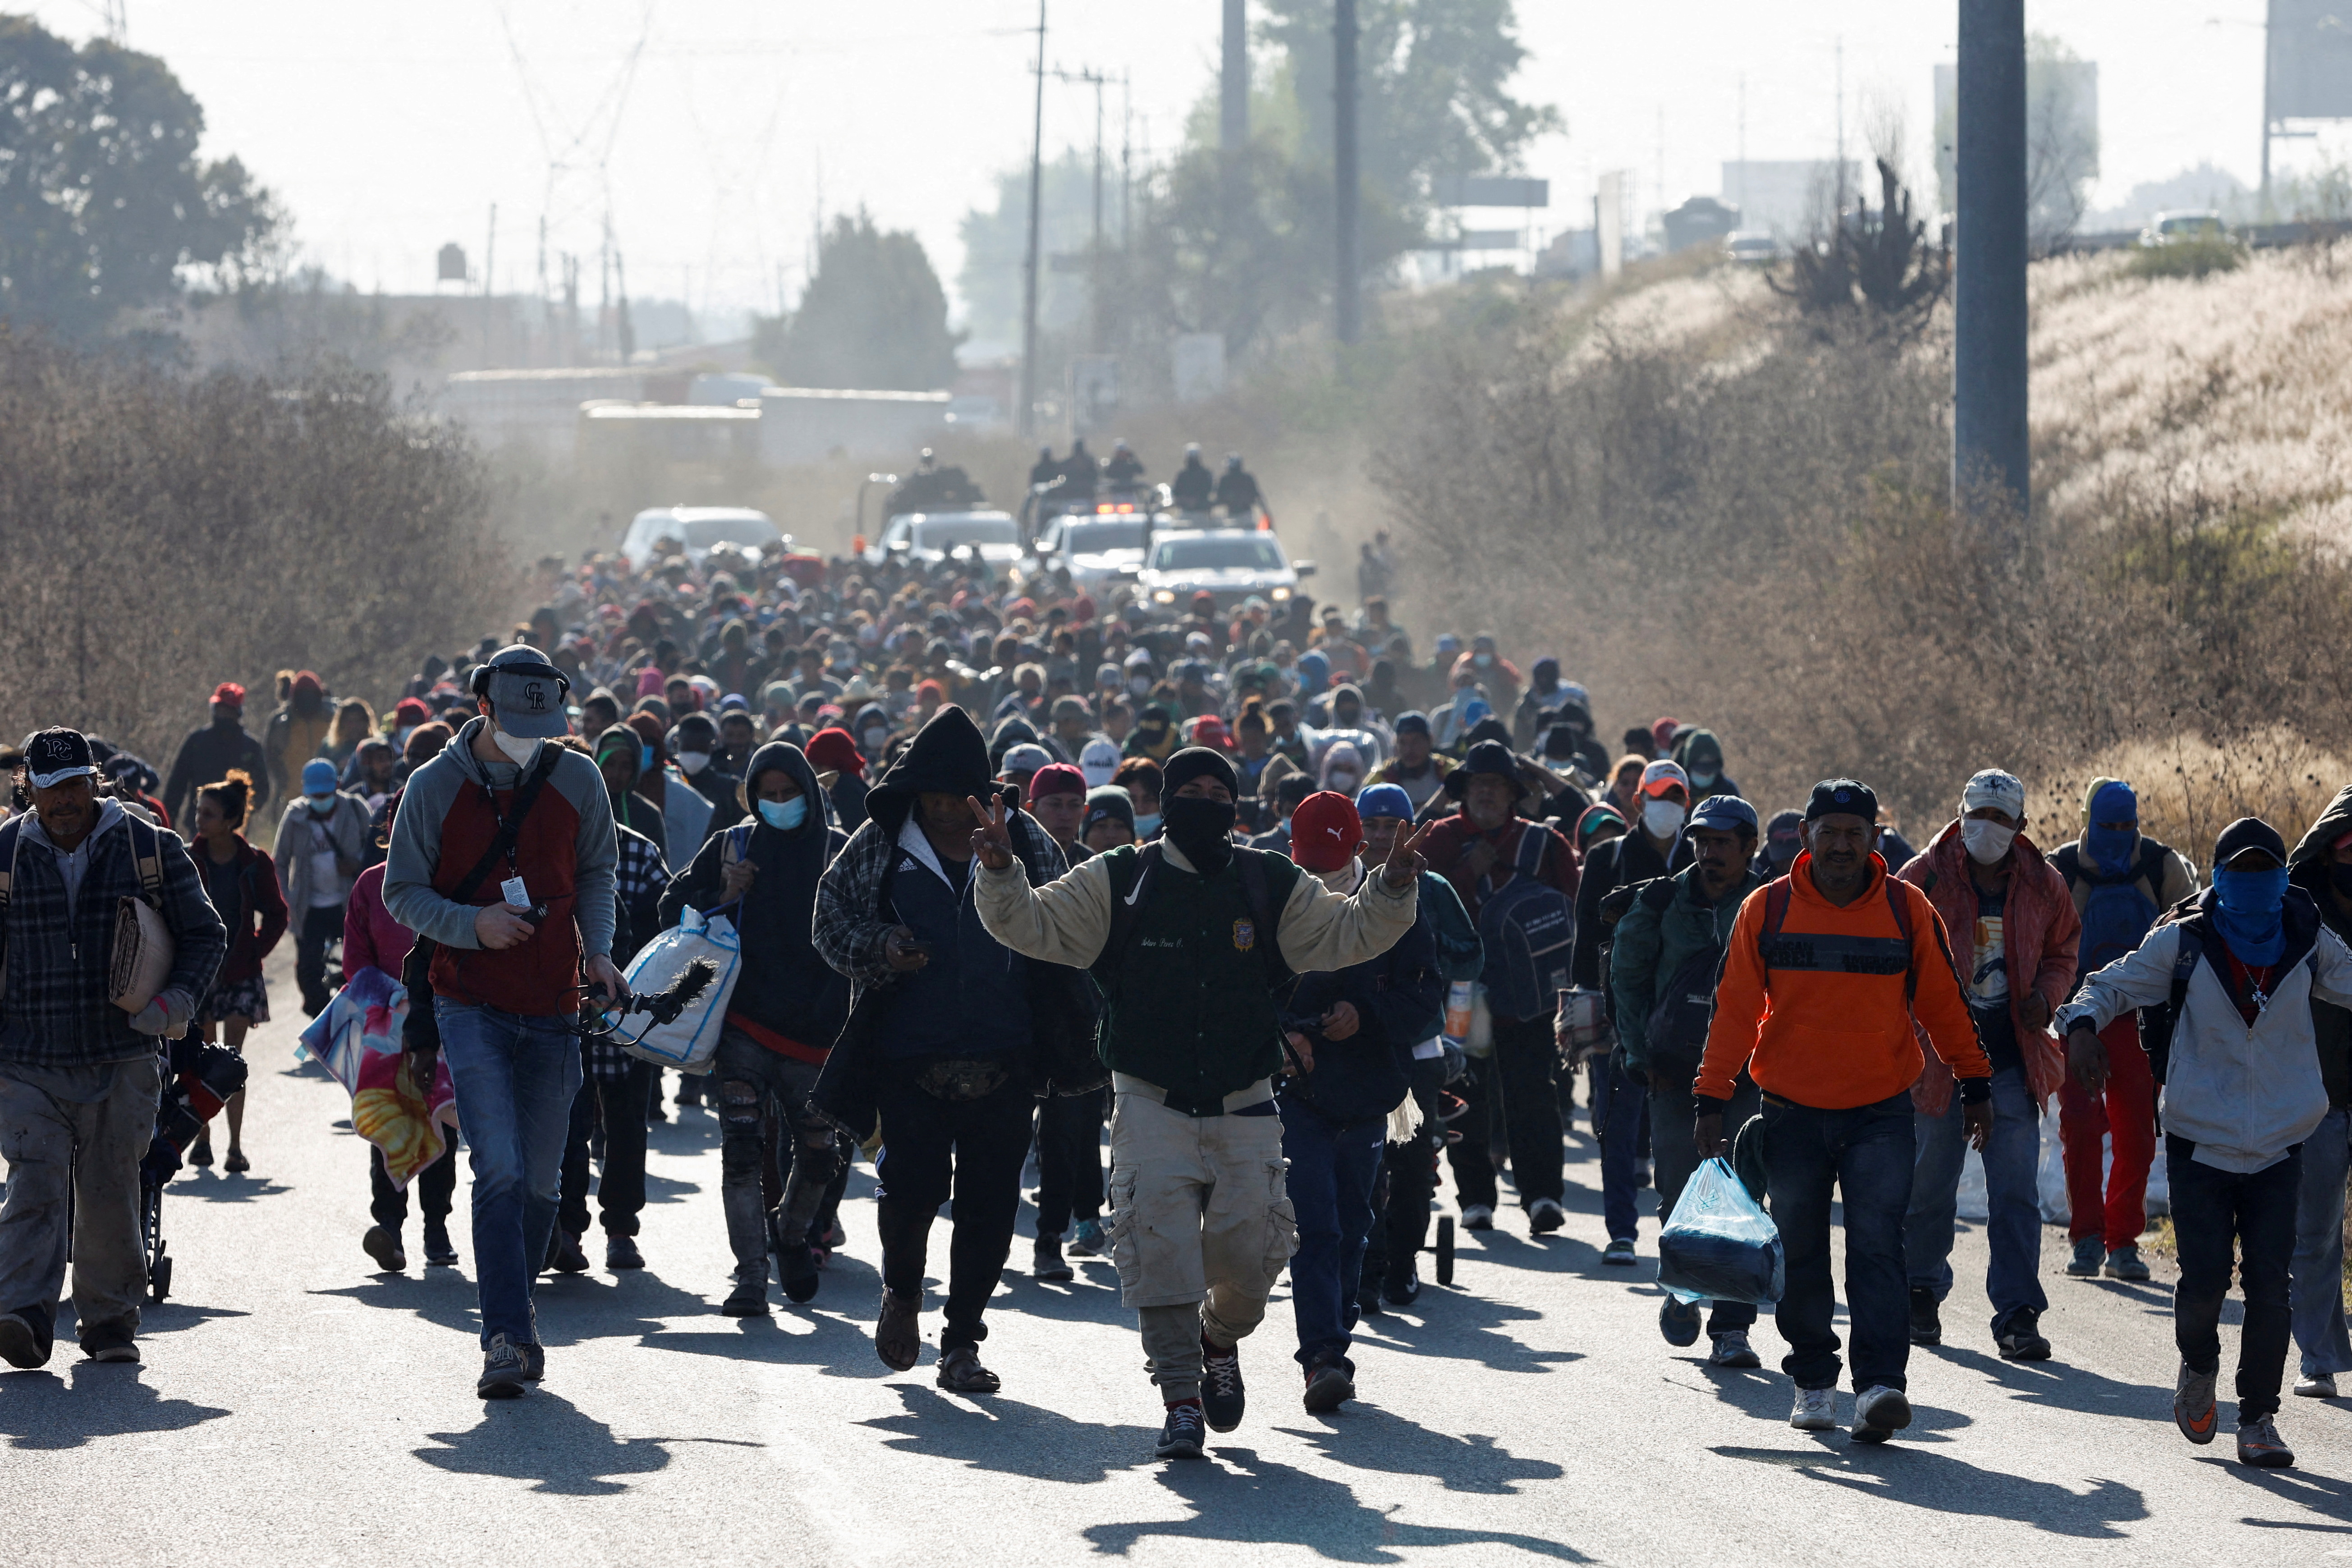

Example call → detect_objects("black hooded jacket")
659 740 848 1046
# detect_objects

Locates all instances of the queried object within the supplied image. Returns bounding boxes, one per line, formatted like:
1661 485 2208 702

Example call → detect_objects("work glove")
130 988 192 1039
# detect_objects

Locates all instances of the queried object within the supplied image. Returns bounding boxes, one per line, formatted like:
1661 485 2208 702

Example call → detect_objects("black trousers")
1363 1059 1445 1286
873 1070 1033 1351
1034 1084 1107 1235
369 1138 458 1230
294 905 344 1017
2170 1134 2302 1421
1445 1015 1565 1210
561 1059 652 1238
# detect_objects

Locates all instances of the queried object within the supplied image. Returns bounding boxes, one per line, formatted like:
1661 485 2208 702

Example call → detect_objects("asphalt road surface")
7 961 2352 1566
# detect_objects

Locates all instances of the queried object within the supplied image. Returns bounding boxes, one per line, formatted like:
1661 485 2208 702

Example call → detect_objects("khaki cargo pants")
1105 1073 1298 1403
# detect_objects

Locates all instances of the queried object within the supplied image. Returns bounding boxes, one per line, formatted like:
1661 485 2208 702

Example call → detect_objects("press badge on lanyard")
501 876 531 909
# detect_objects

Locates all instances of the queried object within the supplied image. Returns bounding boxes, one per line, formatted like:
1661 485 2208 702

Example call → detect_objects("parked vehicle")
621 506 785 570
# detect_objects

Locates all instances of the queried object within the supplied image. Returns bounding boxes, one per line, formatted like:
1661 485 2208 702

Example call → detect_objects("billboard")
2271 0 2352 119
1434 175 1550 208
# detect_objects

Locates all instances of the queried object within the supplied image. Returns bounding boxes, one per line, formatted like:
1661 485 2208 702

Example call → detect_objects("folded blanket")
298 965 458 1188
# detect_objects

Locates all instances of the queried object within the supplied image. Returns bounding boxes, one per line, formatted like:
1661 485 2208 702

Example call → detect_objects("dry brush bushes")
1372 263 2352 832
0 331 514 761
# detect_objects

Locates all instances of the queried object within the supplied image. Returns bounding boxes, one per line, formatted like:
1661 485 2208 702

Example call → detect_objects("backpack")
1475 825 1576 1019
2053 839 2171 982
1755 871 1920 1004
1637 881 1723 1072
2137 897 2320 1082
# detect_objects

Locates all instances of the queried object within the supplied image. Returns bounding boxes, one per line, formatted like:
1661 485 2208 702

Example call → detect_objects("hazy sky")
29 1 2288 325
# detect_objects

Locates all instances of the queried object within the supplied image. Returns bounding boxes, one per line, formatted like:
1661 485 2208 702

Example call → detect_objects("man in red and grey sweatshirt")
385 646 619 1399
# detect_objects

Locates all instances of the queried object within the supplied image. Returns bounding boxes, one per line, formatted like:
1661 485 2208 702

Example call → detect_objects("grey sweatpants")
0 1053 162 1340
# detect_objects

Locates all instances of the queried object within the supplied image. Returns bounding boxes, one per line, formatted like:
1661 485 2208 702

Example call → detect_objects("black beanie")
1162 745 1238 798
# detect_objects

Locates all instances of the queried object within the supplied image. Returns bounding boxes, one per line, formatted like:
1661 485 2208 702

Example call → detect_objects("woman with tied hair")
321 699 377 780
188 771 289 1174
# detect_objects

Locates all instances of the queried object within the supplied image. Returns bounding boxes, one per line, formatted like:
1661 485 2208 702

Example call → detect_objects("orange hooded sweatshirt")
1696 852 1991 1111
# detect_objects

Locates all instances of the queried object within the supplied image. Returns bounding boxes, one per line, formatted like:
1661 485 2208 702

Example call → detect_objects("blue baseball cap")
301 759 339 795
1688 794 1758 835
1355 783 1414 822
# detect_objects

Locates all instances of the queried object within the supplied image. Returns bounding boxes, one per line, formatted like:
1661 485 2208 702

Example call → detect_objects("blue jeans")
435 1001 581 1350
1280 1097 1386 1370
1762 1091 1916 1393
1590 1050 1647 1242
2292 1106 2352 1377
1905 1067 2047 1331
2170 1135 2299 1421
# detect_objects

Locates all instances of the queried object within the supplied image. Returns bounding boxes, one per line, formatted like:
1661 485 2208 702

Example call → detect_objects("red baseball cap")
211 682 246 709
1289 790 1364 873
1027 762 1087 801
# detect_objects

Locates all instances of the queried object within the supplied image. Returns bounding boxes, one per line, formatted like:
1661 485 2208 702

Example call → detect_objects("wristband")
1958 1076 1993 1105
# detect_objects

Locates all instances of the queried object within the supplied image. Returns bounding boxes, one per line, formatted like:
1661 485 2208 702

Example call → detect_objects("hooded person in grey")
2283 787 2352 1394
659 741 850 1315
2060 815 2352 1466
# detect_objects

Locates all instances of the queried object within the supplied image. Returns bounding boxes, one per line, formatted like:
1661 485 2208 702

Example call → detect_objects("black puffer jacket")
658 741 848 1048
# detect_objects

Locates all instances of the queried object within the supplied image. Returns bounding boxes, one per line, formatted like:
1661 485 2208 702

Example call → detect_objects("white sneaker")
1852 1384 1912 1444
1460 1205 1495 1231
1788 1386 1836 1431
2294 1372 2338 1399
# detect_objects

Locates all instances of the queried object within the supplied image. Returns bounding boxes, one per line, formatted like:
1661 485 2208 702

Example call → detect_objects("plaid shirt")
814 804 1066 1015
0 804 228 1069
585 821 671 1082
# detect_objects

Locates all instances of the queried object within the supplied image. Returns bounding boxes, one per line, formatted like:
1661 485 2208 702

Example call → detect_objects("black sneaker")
1382 1266 1422 1307
520 1342 545 1382
1908 1286 1942 1347
1201 1336 1246 1432
550 1231 591 1275
422 1223 459 1266
362 1225 407 1274
1302 1352 1356 1413
1034 1233 1074 1282
0 1307 54 1370
605 1233 645 1271
1994 1307 2052 1362
1357 1276 1385 1318
79 1322 139 1364
1155 1400 1207 1460
477 1334 527 1398
777 1242 822 1304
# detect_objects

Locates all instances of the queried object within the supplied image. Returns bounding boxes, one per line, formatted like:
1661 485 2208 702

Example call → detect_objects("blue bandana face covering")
758 795 808 831
2085 782 2140 878
2213 867 2289 965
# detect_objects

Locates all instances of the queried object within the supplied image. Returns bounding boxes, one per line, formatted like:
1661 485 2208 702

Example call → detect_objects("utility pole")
1334 0 1360 344
1221 0 1249 229
482 203 497 366
1019 0 1048 440
1834 37 1848 220
2261 3 2275 207
1953 0 2030 527
1737 73 1747 220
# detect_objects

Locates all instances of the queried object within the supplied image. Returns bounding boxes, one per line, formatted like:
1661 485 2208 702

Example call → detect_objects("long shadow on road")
0 1363 230 1451
1928 1343 2172 1425
1082 1445 1591 1562
1710 1442 2146 1538
2202 1454 2352 1527
1275 1406 1564 1495
414 1390 762 1495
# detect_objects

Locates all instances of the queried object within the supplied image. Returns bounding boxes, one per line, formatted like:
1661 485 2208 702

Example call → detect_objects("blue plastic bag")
1657 1155 1785 1306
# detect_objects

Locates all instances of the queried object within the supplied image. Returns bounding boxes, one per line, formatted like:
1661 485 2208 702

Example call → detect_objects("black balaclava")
1161 747 1239 876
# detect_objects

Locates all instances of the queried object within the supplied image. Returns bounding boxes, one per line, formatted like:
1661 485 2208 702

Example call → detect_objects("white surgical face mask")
676 750 712 774
1962 819 2017 865
862 726 888 749
1642 800 1687 838
306 793 335 815
1328 771 1359 793
1129 675 1151 697
1689 769 1719 790
493 729 539 766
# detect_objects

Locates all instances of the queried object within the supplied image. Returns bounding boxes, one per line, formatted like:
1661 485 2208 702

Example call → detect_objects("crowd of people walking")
0 520 2346 1472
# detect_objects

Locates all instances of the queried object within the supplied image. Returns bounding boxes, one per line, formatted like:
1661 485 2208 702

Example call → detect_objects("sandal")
224 1150 251 1174
935 1345 1000 1394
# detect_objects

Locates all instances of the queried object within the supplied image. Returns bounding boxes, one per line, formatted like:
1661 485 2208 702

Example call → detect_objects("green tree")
752 211 958 390
1256 0 1560 208
0 17 279 339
